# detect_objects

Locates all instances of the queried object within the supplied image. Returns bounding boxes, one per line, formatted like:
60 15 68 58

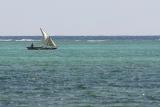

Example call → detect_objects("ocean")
0 36 160 107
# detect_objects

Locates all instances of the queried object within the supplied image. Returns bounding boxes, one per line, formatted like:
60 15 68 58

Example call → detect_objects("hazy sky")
0 0 160 35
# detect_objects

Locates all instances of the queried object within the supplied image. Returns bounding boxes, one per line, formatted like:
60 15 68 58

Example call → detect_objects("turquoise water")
0 40 160 107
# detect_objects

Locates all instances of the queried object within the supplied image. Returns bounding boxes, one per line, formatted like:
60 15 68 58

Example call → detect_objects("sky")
0 0 160 36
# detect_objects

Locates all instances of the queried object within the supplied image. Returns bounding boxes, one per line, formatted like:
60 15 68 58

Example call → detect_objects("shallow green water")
0 40 160 107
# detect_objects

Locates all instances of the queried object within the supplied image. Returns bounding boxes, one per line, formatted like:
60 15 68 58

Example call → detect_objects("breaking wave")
0 39 40 41
75 40 81 41
0 39 13 41
74 40 107 42
15 39 40 41
87 40 106 42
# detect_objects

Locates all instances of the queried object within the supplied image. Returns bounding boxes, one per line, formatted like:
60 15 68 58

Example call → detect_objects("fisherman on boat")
31 43 34 48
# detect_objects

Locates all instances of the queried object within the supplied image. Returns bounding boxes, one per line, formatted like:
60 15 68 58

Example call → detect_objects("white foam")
15 39 40 41
87 40 106 42
0 39 13 41
75 40 81 41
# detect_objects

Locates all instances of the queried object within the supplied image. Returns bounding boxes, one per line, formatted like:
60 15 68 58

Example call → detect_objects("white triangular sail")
40 28 57 47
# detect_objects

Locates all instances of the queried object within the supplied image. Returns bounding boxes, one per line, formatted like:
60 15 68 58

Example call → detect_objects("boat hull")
27 46 57 50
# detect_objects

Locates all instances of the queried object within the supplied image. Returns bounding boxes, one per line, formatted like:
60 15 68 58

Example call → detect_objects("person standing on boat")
31 43 34 48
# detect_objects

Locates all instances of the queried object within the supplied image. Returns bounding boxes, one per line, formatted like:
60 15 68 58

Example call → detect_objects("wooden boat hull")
27 46 57 50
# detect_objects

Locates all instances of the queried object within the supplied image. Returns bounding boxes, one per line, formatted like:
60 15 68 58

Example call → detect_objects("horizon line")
0 35 160 36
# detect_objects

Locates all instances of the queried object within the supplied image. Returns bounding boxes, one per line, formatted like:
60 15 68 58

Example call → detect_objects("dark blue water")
0 36 160 107
0 35 160 41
